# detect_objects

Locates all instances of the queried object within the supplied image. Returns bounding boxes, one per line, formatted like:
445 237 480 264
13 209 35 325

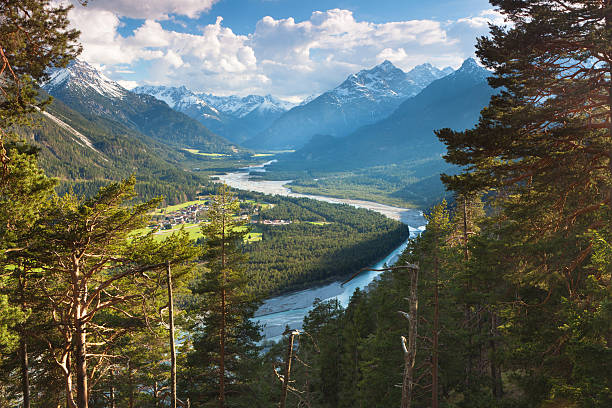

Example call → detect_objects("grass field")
183 148 229 157
132 223 262 243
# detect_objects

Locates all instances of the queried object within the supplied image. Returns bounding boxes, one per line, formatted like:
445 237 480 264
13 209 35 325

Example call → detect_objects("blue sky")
68 0 501 101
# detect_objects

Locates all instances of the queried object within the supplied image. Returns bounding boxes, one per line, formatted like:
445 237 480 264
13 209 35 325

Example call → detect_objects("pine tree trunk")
280 331 296 408
73 271 89 408
167 262 177 408
109 371 116 408
606 7 612 351
219 212 227 408
64 352 77 408
219 288 226 408
154 381 159 408
75 316 88 408
431 256 439 408
489 312 503 398
128 360 134 408
401 265 419 408
462 196 473 388
19 336 30 408
18 269 31 408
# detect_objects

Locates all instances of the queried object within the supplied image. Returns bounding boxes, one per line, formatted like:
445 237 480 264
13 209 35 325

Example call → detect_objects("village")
149 197 292 230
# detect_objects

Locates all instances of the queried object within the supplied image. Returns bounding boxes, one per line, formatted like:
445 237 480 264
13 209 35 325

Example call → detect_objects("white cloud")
69 7 501 98
116 80 140 89
75 0 219 19
456 9 506 28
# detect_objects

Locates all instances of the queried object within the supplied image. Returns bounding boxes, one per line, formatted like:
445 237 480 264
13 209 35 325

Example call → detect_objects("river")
213 162 427 342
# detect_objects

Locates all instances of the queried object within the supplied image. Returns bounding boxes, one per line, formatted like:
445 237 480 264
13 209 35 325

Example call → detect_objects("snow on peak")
328 60 450 103
455 58 491 80
43 59 127 99
133 85 293 119
299 93 320 106
198 93 293 118
406 63 451 88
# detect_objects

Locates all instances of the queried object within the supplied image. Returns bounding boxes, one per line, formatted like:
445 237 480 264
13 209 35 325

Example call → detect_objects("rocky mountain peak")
454 58 491 80
43 59 126 99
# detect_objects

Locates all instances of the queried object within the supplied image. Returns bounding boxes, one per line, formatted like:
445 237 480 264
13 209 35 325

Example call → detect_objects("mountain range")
42 60 237 154
243 61 454 150
287 58 491 167
31 56 493 207
263 58 495 206
132 85 293 144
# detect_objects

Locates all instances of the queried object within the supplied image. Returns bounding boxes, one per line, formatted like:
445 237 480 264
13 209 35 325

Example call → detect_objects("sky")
66 0 503 102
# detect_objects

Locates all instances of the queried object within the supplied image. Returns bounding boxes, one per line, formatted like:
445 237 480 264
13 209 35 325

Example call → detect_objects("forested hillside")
42 60 238 154
241 194 409 295
1 1 610 408
17 94 212 203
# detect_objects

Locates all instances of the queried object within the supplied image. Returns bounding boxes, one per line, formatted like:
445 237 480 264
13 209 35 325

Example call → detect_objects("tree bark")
401 264 419 408
19 336 30 408
489 311 503 398
462 196 473 388
280 330 297 408
128 360 134 408
109 370 116 408
167 262 177 408
73 270 89 408
154 381 159 408
75 315 88 408
219 207 227 408
605 6 612 351
64 352 77 408
431 255 439 408
18 268 31 408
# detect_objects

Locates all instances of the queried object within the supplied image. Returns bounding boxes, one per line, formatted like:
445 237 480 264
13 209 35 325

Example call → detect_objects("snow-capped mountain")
245 60 453 150
330 60 448 103
132 85 222 121
44 59 127 99
41 60 236 153
200 94 294 118
132 86 294 143
277 57 494 172
299 94 320 106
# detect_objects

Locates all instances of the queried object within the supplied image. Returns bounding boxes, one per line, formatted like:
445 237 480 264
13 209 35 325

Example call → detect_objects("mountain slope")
43 60 238 153
21 91 211 203
245 61 452 150
277 58 494 171
261 59 495 207
132 86 292 144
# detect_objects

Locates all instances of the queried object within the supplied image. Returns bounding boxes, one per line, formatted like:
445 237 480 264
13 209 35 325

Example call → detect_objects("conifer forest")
0 1 611 407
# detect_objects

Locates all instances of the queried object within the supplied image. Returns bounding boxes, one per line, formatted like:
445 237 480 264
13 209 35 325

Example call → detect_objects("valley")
3 2 608 407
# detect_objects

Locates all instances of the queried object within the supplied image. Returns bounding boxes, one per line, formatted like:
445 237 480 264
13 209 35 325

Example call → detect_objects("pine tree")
184 185 261 407
20 178 190 408
436 1 612 404
0 0 81 167
1 3 80 400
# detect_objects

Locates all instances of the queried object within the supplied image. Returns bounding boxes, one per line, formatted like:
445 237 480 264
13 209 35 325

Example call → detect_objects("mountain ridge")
43 60 238 153
132 85 293 144
280 57 493 170
244 60 453 150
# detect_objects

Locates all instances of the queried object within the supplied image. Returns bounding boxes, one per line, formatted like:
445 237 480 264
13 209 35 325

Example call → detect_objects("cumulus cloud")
116 80 139 90
68 6 504 98
74 0 219 19
456 9 507 28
